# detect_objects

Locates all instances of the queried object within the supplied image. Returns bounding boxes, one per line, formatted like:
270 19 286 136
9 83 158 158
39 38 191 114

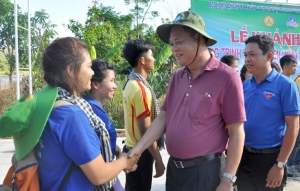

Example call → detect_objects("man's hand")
153 159 165 178
125 164 138 173
216 177 233 191
119 153 139 170
128 144 143 159
266 165 284 188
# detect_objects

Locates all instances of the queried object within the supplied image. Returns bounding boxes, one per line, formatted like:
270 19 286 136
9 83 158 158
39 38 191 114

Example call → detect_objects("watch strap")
222 172 237 183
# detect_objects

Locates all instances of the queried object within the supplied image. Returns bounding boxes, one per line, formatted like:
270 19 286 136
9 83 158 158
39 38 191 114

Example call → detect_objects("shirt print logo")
264 91 275 99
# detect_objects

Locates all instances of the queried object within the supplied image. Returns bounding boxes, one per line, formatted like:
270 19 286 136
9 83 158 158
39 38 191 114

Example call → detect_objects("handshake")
116 144 165 178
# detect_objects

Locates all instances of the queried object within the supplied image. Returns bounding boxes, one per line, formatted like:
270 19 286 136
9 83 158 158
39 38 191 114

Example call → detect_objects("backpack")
0 100 75 191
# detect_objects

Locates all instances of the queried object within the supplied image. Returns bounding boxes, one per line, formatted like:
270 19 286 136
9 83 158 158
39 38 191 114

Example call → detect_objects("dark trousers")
122 146 153 191
236 148 287 191
166 156 221 191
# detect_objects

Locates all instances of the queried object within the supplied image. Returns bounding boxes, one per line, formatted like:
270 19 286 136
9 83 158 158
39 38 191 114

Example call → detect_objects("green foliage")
104 42 122 63
0 0 27 81
124 0 162 38
90 46 97 60
103 75 127 129
0 55 8 74
67 1 134 63
0 0 176 129
153 44 172 72
0 0 57 93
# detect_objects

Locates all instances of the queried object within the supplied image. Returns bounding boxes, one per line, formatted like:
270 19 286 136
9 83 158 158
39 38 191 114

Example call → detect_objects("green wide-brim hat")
0 86 57 161
157 11 217 46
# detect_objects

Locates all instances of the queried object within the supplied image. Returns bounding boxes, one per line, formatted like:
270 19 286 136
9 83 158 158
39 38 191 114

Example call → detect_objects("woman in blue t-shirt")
85 60 124 191
36 37 137 191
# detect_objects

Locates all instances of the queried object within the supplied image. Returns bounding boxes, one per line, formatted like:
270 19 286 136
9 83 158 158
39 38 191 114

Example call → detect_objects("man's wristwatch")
275 161 286 168
222 172 237 183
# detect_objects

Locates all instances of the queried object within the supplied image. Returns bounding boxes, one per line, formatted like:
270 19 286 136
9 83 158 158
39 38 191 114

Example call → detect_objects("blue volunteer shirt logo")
263 91 275 99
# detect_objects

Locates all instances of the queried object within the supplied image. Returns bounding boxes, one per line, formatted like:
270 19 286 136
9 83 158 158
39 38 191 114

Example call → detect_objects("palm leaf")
90 46 97 60
104 42 123 62
154 44 172 72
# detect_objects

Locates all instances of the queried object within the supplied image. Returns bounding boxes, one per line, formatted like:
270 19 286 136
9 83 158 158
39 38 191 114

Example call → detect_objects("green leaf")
154 44 172 72
104 42 122 62
90 46 97 60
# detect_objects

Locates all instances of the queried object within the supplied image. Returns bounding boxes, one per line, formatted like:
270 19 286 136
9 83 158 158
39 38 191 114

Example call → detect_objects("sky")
14 0 190 37
13 0 300 37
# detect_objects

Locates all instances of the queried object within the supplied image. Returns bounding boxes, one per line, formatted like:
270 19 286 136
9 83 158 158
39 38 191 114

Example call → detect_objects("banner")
191 0 300 78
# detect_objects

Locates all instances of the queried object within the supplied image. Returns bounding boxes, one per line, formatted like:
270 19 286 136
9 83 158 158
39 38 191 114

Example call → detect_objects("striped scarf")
128 71 165 149
57 87 115 191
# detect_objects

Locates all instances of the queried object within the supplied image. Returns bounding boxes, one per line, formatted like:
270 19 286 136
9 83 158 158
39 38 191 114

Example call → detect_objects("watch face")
278 162 284 168
232 176 237 183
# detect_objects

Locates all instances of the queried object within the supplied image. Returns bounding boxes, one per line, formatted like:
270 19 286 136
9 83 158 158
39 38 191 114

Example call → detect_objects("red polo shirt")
161 56 246 159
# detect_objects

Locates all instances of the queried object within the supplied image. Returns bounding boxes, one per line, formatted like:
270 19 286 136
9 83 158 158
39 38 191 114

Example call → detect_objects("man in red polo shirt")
128 11 246 191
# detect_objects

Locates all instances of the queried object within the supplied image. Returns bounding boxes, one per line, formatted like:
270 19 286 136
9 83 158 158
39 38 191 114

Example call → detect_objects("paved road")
1 138 299 190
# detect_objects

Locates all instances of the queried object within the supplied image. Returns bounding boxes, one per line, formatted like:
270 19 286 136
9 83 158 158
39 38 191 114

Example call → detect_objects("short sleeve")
221 73 246 125
59 109 101 165
281 82 300 116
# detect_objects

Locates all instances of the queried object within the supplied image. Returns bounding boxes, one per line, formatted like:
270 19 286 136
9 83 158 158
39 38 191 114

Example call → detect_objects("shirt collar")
250 68 277 83
84 96 105 112
181 54 219 78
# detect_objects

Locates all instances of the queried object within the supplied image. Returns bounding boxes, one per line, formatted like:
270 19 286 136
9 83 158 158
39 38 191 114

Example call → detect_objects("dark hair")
91 59 114 83
42 37 88 94
220 55 238 67
245 35 274 55
280 55 297 70
240 64 248 82
122 39 153 68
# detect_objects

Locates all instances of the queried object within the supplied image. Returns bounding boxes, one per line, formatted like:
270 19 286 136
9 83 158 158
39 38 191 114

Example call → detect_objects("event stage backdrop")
191 0 300 78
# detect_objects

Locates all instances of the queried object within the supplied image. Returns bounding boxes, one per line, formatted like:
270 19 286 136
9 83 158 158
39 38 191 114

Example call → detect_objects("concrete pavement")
1 138 299 190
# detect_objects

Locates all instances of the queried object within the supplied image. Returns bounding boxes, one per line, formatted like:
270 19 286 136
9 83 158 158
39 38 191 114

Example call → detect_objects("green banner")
191 0 300 77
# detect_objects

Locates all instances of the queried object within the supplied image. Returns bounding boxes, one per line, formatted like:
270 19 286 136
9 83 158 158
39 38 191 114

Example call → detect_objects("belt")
244 146 280 154
171 153 222 169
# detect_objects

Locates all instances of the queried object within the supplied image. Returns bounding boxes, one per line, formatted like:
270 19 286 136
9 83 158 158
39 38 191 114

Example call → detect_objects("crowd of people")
0 10 299 191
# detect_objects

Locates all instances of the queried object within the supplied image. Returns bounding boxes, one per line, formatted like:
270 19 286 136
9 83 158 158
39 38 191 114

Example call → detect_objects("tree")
0 0 57 88
0 0 27 82
67 1 134 63
29 10 58 92
124 0 161 38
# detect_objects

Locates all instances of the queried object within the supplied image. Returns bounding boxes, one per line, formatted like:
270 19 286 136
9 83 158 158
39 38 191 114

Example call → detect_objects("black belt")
244 146 280 154
171 153 222 169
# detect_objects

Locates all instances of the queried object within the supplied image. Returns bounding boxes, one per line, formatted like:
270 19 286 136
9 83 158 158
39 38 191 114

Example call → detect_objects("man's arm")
266 115 299 188
129 111 166 157
137 114 165 177
217 122 245 191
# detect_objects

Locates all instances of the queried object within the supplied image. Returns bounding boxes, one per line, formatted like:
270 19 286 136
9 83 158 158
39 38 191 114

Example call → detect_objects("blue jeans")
287 131 300 166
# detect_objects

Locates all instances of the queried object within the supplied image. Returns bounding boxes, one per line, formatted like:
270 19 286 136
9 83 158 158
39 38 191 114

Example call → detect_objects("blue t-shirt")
36 105 101 191
244 69 300 149
85 96 117 155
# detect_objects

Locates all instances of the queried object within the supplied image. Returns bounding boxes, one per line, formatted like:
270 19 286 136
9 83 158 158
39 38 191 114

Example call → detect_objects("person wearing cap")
127 11 246 191
122 39 165 191
0 37 138 191
236 35 300 190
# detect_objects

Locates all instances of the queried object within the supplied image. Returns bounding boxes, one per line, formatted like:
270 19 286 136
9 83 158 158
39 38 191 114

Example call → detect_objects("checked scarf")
57 87 115 191
128 71 165 149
